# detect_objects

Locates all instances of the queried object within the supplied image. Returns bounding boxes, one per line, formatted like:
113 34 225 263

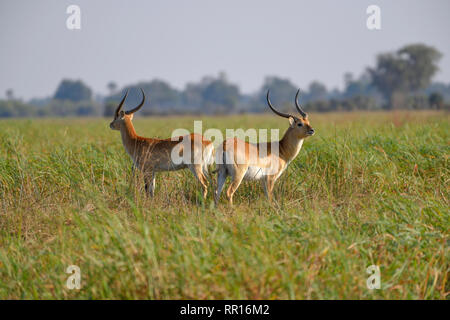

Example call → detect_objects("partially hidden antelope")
215 89 315 205
109 89 214 198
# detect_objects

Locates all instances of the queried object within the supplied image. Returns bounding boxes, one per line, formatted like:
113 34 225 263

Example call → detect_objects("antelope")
109 89 214 198
215 89 315 205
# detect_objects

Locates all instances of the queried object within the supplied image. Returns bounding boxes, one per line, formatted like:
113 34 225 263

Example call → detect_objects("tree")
344 72 354 88
107 81 118 95
255 76 298 113
368 44 442 109
0 100 36 117
306 81 328 102
182 73 241 113
103 101 117 117
42 99 98 116
424 82 450 102
105 79 180 114
5 89 14 100
201 76 240 112
182 82 204 110
54 79 93 102
428 92 444 110
341 72 382 108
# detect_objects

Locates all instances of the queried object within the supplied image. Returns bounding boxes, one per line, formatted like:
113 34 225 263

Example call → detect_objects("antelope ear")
288 116 295 127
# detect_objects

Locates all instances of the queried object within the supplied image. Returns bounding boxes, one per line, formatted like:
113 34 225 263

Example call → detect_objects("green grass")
0 111 448 299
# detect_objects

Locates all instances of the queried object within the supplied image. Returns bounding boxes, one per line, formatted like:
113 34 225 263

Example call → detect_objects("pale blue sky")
1 0 449 99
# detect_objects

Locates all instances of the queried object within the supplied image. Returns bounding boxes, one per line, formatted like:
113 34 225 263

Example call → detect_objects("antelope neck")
119 117 140 155
279 127 304 163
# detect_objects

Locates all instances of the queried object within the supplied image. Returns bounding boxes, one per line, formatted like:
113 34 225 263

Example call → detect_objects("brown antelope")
215 89 315 205
109 89 214 198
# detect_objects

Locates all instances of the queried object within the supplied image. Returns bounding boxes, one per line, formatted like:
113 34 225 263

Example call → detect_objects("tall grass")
0 111 448 299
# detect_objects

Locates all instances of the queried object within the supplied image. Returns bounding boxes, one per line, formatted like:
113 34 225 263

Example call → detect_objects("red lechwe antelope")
109 89 214 198
215 89 315 205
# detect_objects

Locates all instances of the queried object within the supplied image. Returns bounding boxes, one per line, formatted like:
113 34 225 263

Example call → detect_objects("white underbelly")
244 166 267 180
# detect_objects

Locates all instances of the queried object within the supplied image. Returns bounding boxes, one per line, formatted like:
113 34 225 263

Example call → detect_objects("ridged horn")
266 90 291 119
114 89 129 117
294 89 307 119
125 88 146 115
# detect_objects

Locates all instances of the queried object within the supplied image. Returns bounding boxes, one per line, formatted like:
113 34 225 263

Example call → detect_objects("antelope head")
266 89 315 139
109 88 146 130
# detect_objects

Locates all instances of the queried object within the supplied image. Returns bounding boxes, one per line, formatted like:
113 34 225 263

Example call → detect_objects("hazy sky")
1 0 449 100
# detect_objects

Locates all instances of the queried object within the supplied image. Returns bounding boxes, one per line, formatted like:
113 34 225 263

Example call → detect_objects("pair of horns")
115 88 305 119
266 89 307 119
115 88 146 117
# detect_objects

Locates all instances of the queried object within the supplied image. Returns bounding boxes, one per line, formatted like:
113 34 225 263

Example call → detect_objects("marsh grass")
0 111 448 299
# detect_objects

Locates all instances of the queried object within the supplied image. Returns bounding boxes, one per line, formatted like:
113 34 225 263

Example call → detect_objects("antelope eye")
297 122 303 127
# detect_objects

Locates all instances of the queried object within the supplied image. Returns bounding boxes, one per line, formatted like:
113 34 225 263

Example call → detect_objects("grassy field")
0 111 448 299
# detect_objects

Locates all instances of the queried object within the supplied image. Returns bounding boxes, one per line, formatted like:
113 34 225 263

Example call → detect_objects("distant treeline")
1 43 449 118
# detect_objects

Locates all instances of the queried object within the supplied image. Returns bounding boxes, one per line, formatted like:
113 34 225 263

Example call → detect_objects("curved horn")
266 90 291 119
115 89 129 117
294 89 307 118
125 88 146 115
